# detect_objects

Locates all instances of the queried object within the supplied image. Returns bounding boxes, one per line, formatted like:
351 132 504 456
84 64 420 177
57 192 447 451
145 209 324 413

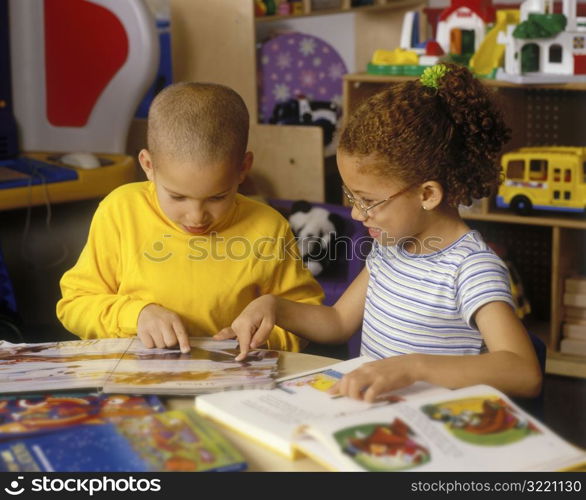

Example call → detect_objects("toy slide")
470 10 520 77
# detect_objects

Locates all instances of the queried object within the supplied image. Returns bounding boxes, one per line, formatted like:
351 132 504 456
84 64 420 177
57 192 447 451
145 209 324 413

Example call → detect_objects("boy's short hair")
147 82 250 165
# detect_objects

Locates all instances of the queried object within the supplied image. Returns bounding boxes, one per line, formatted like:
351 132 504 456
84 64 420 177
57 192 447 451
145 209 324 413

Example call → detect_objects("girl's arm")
334 301 543 401
277 266 369 342
257 224 325 352
218 267 369 360
417 301 543 396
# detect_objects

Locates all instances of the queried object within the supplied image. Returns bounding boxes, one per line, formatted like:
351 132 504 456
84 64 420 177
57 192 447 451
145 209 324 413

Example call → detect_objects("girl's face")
337 150 426 246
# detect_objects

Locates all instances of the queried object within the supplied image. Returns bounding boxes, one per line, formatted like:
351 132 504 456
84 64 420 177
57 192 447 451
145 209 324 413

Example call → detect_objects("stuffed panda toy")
269 96 338 146
288 200 344 277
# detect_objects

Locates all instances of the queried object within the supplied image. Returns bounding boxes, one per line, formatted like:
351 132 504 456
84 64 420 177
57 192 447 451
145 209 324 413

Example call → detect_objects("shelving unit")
166 0 586 375
169 0 424 202
255 0 424 22
344 72 586 378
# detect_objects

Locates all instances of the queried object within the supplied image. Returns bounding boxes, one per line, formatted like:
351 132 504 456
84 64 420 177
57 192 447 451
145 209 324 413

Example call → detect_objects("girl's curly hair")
339 64 511 207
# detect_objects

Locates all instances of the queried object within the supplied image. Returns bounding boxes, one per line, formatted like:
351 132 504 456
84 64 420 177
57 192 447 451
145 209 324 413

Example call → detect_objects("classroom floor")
8 323 586 451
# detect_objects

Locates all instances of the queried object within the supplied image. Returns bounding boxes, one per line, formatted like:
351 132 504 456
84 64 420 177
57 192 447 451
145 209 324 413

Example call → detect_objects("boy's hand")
329 355 420 403
137 304 191 353
214 295 277 361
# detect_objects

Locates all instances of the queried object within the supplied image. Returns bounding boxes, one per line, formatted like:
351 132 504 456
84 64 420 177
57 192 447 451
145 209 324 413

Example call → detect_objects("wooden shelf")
255 0 423 23
462 208 586 230
546 352 586 378
344 72 586 91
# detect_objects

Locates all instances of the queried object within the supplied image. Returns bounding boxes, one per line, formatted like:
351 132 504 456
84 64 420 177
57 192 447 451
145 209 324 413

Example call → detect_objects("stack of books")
561 276 586 356
0 337 280 395
0 393 246 472
0 337 280 472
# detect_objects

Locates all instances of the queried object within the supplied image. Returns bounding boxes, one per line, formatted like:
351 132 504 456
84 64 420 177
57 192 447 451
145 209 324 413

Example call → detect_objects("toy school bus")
497 147 586 215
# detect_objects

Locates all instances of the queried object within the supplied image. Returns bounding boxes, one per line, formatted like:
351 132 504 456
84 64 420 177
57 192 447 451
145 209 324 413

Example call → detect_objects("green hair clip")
420 64 449 89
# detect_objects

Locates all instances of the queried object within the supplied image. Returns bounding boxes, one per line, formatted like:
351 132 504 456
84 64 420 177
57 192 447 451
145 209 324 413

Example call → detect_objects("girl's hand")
137 304 191 353
329 355 421 403
214 295 278 361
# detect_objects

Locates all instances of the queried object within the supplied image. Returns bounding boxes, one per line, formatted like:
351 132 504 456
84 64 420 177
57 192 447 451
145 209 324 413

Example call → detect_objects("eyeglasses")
342 183 414 218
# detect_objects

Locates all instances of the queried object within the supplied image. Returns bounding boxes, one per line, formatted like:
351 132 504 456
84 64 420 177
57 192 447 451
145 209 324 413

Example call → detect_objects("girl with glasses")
218 64 542 402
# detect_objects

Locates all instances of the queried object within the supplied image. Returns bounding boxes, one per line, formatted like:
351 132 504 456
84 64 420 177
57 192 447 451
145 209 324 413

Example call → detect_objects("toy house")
392 0 498 72
435 0 496 60
499 0 586 82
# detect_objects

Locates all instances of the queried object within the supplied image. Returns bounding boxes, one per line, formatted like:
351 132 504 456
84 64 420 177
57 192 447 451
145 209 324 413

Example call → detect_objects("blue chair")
0 243 23 342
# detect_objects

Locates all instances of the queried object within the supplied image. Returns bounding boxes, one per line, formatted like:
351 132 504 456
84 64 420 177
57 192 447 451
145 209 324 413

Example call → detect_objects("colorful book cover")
0 410 246 472
0 393 164 439
116 410 247 472
0 338 280 395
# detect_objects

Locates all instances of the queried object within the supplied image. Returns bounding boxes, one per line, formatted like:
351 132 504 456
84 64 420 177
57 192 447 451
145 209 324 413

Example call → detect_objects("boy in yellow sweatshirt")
56 82 323 353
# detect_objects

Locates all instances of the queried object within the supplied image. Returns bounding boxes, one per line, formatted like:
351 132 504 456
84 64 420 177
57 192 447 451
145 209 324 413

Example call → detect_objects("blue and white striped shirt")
361 230 515 359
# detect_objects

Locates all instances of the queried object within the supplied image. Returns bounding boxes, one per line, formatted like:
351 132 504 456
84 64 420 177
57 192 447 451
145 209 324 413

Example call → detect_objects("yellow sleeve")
259 225 324 352
56 200 151 339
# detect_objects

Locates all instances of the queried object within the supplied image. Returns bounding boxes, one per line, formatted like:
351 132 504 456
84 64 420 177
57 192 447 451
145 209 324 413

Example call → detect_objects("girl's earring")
422 205 429 211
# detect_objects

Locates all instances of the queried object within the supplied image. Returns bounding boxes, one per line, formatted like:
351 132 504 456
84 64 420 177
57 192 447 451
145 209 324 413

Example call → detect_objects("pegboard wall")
499 88 586 149
468 220 553 322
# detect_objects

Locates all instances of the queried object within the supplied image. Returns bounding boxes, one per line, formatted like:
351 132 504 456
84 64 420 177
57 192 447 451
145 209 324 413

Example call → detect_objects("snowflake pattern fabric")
258 32 347 123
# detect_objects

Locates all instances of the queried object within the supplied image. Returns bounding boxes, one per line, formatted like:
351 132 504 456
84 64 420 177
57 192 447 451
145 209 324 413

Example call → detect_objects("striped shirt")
361 230 515 359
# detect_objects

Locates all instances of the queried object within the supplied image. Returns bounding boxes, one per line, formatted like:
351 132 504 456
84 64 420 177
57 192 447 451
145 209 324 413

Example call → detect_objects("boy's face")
139 150 252 235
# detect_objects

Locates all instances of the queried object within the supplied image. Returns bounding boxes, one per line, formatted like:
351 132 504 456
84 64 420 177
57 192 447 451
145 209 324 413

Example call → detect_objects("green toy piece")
513 13 567 39
366 62 426 76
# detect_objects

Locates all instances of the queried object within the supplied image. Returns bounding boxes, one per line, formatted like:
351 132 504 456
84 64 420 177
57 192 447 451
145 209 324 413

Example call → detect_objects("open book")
195 357 446 459
195 357 586 471
0 338 279 395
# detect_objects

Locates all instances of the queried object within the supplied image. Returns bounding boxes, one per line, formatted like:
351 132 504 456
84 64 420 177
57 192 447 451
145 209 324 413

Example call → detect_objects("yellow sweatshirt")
56 182 323 351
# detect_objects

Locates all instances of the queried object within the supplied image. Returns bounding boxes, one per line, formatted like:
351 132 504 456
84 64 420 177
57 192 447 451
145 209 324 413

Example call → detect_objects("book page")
276 357 446 415
275 356 370 383
103 338 279 395
195 356 446 458
295 385 586 472
0 339 133 393
0 338 280 396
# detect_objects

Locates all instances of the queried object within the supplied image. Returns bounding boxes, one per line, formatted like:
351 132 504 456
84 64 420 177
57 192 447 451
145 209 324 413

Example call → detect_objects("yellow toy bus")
497 147 586 215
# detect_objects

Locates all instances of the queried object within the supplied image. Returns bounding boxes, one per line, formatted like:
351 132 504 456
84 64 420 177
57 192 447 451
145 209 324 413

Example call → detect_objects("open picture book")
0 338 279 395
195 357 586 472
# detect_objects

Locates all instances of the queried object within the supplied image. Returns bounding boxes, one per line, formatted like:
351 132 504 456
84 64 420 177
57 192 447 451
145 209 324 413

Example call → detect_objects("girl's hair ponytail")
340 63 511 207
435 64 511 205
